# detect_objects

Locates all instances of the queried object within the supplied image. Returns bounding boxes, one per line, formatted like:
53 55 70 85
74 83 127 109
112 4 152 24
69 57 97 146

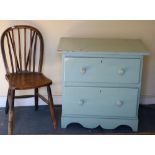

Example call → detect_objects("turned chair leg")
34 88 38 111
5 89 10 114
8 89 15 135
47 85 57 129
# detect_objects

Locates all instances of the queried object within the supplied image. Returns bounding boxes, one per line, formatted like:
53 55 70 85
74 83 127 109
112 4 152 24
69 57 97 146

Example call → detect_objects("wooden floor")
0 104 155 135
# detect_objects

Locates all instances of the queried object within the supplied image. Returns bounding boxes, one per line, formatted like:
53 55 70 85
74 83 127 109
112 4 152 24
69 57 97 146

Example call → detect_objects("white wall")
0 20 154 103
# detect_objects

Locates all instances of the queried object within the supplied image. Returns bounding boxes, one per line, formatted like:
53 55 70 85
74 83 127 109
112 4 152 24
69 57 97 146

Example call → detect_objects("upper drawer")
64 57 141 84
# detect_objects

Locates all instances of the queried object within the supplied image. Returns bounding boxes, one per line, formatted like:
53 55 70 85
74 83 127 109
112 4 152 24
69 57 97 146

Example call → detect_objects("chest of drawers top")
58 38 149 56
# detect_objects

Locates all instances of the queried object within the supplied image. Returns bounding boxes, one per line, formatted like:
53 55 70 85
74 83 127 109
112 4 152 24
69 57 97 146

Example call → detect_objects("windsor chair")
1 25 57 134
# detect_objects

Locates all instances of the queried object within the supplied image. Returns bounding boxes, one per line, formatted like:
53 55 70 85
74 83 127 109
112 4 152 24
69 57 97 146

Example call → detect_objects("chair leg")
47 85 57 129
8 89 15 135
34 88 38 111
5 89 10 114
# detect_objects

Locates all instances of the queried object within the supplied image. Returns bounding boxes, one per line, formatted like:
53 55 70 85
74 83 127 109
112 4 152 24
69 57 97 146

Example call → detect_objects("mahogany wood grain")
47 86 57 129
8 89 15 135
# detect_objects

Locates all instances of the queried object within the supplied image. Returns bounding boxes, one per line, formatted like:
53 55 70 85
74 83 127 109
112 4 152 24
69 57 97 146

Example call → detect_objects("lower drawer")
62 87 139 118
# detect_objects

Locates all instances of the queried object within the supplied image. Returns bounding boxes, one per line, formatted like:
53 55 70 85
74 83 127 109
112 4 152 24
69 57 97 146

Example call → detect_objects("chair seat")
6 72 52 90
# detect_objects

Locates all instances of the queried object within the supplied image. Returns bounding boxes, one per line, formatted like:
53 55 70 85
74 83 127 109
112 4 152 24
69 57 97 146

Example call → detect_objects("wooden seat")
1 25 57 134
6 72 52 90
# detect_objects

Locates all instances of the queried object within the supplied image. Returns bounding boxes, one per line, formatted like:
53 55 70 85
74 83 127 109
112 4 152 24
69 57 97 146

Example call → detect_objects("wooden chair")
1 25 57 134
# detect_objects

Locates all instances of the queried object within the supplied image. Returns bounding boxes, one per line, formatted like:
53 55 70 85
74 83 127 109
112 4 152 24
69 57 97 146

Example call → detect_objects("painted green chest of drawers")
58 38 149 131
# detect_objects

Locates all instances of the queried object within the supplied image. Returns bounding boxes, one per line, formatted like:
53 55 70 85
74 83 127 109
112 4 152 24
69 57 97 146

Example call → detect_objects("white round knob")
118 68 125 75
80 67 86 74
116 100 124 107
79 99 85 105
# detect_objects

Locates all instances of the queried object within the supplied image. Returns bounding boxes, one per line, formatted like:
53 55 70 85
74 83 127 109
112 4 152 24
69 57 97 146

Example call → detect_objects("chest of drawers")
58 38 149 131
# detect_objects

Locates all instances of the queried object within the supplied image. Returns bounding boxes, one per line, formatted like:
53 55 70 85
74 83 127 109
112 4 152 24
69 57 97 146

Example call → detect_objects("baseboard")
0 95 155 107
140 96 155 105
0 95 62 107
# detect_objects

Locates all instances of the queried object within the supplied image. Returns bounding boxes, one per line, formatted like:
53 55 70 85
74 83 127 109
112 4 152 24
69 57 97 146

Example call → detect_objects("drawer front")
64 57 141 84
63 87 138 117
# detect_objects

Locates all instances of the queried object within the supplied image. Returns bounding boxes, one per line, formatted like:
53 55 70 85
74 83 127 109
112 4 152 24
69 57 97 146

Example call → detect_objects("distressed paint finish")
64 57 141 84
58 38 149 132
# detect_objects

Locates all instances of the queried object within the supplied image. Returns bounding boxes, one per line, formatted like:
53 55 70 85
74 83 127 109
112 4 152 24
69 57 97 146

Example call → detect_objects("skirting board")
0 95 155 107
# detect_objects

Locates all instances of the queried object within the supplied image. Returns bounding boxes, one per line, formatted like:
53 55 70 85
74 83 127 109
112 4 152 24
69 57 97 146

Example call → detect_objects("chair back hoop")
1 25 44 74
